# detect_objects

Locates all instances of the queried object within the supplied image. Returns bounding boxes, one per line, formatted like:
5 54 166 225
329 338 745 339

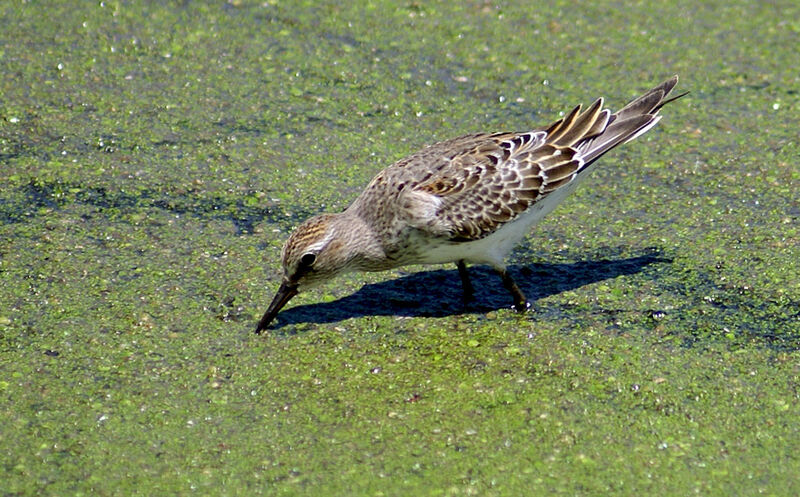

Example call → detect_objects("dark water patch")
0 148 22 162
527 248 800 350
0 179 312 233
657 267 800 351
212 118 270 136
212 115 342 140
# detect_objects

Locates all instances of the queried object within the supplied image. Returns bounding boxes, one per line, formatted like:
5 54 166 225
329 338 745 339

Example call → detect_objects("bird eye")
300 253 316 267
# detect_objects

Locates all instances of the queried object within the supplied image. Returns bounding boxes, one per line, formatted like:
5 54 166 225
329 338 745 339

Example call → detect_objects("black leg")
456 260 475 306
494 267 529 312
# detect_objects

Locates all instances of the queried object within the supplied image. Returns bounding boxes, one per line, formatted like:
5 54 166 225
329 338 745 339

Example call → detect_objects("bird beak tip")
254 282 299 334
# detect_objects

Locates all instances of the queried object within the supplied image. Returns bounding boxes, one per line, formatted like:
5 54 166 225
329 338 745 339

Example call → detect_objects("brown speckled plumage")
256 76 685 332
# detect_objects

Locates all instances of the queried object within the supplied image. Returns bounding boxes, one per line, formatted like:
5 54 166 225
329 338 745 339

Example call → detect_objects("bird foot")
512 300 531 312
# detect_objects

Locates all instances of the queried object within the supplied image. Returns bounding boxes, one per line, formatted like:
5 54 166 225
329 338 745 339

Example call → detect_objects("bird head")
255 213 357 332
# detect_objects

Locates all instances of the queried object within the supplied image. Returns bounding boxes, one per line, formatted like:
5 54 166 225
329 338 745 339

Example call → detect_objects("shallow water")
1 0 799 495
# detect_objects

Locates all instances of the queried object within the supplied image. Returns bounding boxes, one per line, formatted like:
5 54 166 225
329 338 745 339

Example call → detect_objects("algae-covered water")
1 1 799 495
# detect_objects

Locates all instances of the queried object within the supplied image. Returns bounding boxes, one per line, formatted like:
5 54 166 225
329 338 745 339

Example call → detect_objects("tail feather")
549 98 608 147
578 115 656 164
545 104 582 144
613 75 679 122
550 75 684 171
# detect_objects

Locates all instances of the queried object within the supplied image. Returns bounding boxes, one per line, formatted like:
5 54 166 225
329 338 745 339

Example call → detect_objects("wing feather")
379 76 683 242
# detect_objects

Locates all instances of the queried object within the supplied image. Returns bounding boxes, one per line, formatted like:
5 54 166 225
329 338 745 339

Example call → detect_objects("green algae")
2 0 800 495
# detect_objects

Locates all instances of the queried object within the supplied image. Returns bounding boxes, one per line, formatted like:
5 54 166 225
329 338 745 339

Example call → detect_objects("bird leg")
494 267 530 312
456 260 475 306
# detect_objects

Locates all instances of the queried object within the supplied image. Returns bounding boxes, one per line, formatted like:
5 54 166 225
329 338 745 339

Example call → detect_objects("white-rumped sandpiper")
256 76 684 332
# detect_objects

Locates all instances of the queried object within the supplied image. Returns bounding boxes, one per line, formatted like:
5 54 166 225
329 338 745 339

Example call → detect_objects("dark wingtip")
654 89 690 112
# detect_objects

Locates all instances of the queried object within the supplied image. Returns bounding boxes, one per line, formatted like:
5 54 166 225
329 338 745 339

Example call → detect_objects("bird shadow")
264 249 671 329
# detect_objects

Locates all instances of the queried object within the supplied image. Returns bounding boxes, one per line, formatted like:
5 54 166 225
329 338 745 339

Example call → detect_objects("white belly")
416 179 582 268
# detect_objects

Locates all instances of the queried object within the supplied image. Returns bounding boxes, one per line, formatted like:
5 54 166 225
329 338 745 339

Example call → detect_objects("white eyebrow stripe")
306 230 334 253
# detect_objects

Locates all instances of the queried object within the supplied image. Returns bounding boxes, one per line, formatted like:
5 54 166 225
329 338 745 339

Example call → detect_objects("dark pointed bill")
255 282 298 333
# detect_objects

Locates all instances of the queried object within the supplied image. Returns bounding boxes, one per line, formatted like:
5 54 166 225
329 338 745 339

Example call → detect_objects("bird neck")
329 211 387 270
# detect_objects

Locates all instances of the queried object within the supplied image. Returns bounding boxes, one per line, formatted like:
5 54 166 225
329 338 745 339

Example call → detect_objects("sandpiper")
256 76 684 332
